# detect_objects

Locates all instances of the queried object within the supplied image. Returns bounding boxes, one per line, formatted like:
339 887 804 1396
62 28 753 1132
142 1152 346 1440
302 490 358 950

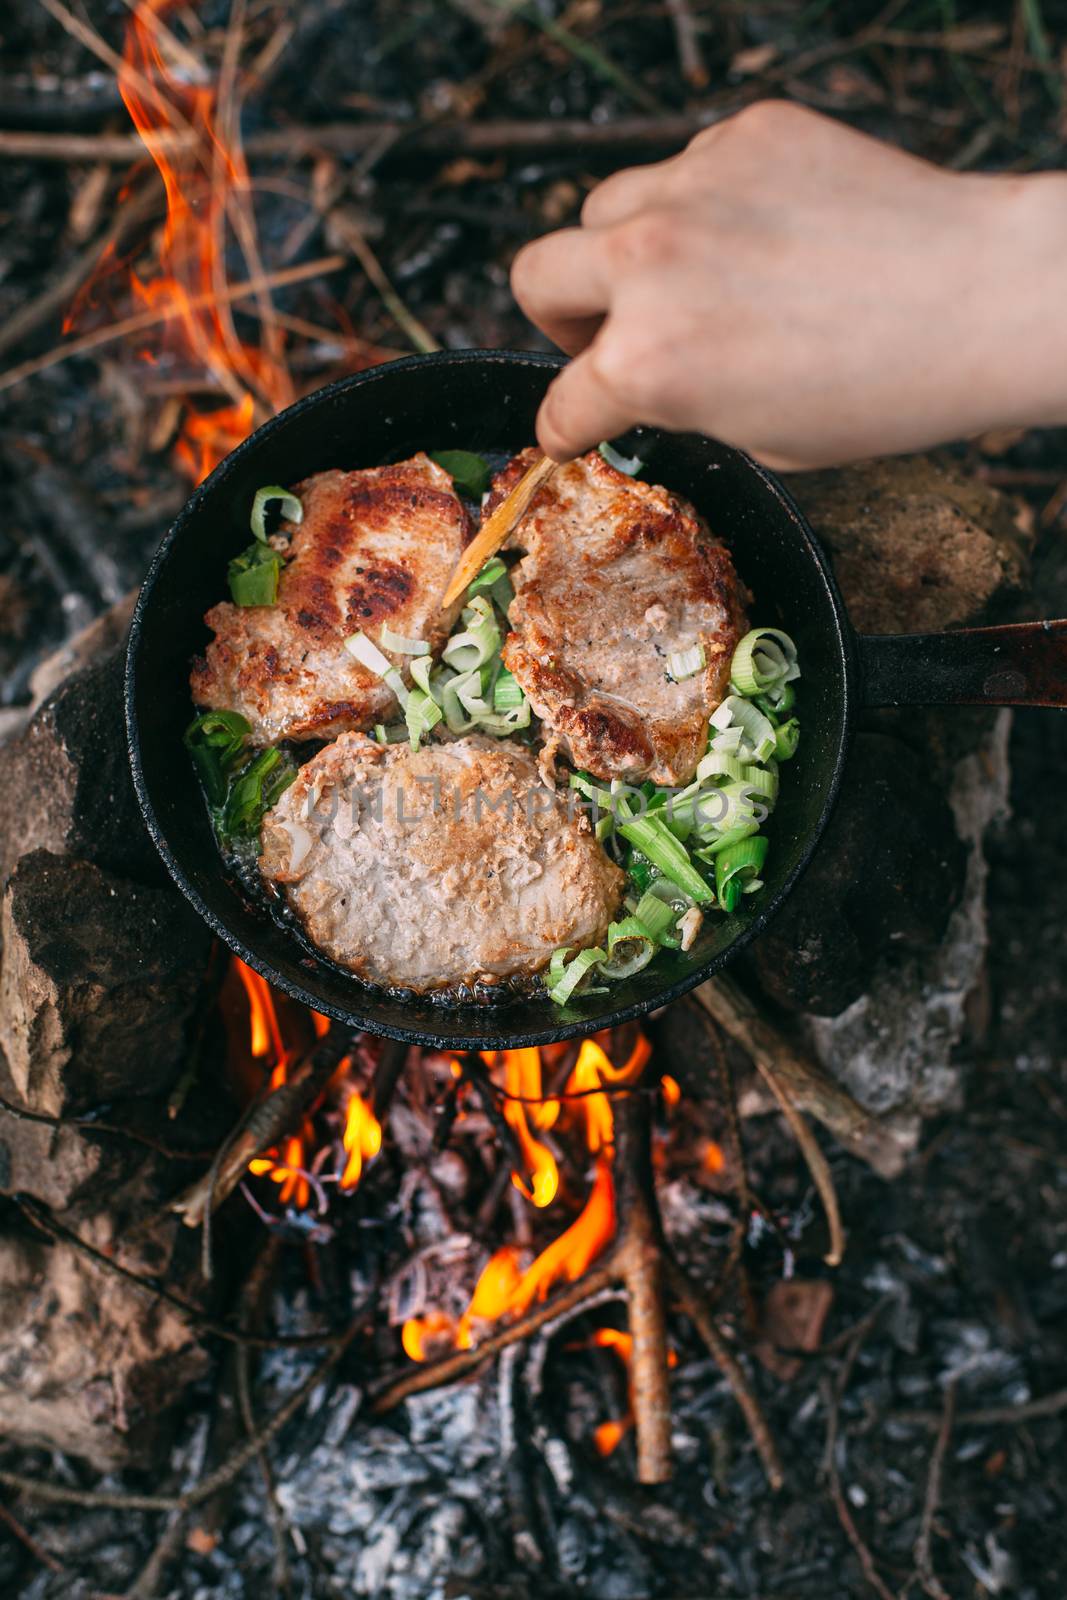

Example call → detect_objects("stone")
0 1212 209 1469
745 731 968 1016
787 453 1033 634
0 642 162 893
0 849 210 1117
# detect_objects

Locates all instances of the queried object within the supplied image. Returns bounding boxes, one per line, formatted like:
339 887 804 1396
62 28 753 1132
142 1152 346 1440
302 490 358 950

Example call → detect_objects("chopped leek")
405 687 443 751
730 628 799 696
493 669 524 712
443 595 500 674
599 918 656 979
374 722 407 745
430 449 491 500
184 710 251 806
715 834 769 913
632 891 676 944
696 750 746 784
548 945 606 1004
228 541 283 607
693 821 760 860
380 625 430 656
618 811 714 905
467 557 507 596
343 629 410 707
250 485 303 542
598 440 644 476
666 642 706 682
775 718 801 760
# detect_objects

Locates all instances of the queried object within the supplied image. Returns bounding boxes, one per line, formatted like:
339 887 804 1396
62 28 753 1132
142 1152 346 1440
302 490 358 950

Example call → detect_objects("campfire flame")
74 0 294 482
402 1034 652 1363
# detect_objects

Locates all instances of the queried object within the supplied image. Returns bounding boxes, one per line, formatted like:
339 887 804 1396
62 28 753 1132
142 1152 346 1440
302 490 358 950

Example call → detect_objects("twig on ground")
326 207 440 353
0 1498 66 1576
822 1298 896 1600
890 1385 1067 1428
0 1091 213 1162
758 1062 845 1268
665 0 709 87
666 1258 784 1492
0 255 346 397
0 112 726 166
914 1380 957 1600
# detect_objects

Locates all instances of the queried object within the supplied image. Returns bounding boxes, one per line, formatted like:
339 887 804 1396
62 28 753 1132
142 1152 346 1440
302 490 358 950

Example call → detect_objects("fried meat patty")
190 454 469 744
259 733 624 992
493 449 748 787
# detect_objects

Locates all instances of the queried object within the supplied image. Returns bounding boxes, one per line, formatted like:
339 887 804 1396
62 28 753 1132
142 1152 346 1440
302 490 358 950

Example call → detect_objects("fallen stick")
0 110 724 166
914 1380 957 1600
692 977 910 1178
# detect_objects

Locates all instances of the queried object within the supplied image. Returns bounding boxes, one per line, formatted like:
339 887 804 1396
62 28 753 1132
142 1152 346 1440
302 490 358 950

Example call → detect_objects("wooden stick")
0 111 724 166
613 1092 673 1485
691 978 910 1179
758 1063 845 1268
441 454 556 608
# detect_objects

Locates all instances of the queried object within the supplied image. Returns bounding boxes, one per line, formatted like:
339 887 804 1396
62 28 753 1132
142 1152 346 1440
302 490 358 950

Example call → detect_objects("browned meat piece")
259 733 624 992
190 454 469 744
492 448 748 787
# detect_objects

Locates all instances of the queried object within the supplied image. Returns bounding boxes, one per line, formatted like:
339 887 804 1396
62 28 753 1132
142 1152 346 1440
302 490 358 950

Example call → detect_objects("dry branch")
0 111 724 166
692 977 908 1177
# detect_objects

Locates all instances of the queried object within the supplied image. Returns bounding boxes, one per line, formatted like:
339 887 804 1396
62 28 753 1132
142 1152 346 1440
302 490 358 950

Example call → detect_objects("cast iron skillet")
125 349 1067 1048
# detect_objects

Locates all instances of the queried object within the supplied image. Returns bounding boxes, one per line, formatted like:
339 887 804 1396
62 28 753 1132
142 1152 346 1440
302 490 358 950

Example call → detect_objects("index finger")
510 226 614 353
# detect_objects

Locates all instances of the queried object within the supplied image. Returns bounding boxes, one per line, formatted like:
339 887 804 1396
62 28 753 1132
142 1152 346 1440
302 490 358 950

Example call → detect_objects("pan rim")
125 347 856 1048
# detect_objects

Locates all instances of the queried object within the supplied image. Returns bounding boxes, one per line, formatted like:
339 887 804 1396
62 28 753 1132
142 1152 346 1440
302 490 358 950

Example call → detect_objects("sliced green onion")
466 557 507 597
775 718 801 760
595 813 615 842
693 821 760 861
343 629 410 707
598 440 644 476
374 722 407 745
598 918 656 979
548 945 606 1005
380 625 430 656
430 449 491 500
442 594 500 674
223 747 297 838
618 811 714 905
666 642 706 682
756 681 796 717
493 669 524 712
476 701 532 735
228 541 283 607
730 628 799 696
627 849 655 894
696 750 746 784
440 671 477 733
742 764 779 806
711 694 777 763
632 891 675 944
405 687 443 751
250 485 303 542
716 834 769 913
184 710 251 805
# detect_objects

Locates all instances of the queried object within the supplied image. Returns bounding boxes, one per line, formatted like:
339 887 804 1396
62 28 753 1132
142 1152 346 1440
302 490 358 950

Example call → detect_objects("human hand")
511 101 1067 469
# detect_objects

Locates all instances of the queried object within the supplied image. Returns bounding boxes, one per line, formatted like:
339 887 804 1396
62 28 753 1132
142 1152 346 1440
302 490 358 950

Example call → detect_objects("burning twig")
692 977 910 1178
171 1023 352 1249
459 1051 537 1198
0 254 346 397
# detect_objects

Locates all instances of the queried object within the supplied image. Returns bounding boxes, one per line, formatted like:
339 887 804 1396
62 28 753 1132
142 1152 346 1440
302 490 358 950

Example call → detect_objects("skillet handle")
856 620 1067 709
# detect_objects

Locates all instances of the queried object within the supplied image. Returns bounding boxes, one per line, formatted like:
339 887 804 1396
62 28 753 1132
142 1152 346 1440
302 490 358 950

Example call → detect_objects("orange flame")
340 1092 382 1191
484 1048 560 1209
107 0 293 482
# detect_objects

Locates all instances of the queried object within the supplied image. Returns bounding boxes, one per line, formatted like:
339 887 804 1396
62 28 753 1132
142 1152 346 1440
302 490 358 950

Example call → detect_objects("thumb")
536 340 640 462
